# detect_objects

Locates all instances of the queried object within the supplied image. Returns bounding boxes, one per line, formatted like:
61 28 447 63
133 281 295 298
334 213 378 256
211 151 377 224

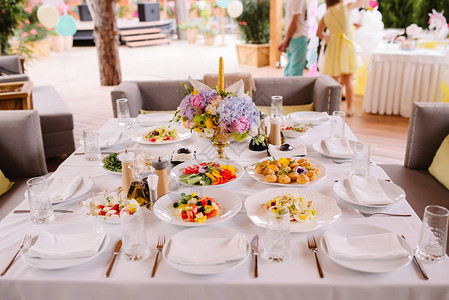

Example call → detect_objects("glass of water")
416 205 449 263
350 142 370 177
120 205 150 261
117 98 131 127
27 177 55 224
83 128 101 161
330 111 346 139
263 206 290 262
270 96 283 118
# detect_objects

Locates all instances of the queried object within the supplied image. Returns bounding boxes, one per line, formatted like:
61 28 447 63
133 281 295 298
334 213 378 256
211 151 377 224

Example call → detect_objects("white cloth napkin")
99 132 122 148
348 175 394 205
323 138 353 156
137 113 173 125
323 231 410 260
167 234 247 265
48 176 83 202
26 231 106 259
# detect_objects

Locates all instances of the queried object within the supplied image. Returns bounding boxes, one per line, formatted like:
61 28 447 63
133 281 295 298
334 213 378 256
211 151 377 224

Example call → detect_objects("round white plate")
131 125 192 145
287 111 330 125
333 178 406 208
281 122 311 138
162 227 250 275
100 155 121 175
313 139 356 159
171 160 244 187
136 113 174 126
320 224 412 273
246 158 326 187
82 193 139 224
22 224 110 270
245 187 341 232
154 187 242 227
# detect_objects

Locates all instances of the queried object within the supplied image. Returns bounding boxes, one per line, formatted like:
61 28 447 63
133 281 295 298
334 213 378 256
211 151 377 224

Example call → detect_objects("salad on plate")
263 193 317 222
179 162 237 186
172 192 221 223
145 126 178 142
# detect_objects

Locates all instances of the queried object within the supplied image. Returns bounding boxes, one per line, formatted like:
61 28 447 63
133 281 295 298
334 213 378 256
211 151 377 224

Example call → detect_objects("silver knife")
251 235 259 278
401 235 430 280
13 209 74 214
105 240 122 278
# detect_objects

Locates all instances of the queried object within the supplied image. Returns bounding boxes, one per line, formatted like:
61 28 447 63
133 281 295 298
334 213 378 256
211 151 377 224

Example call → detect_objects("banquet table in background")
363 44 449 117
1 119 449 300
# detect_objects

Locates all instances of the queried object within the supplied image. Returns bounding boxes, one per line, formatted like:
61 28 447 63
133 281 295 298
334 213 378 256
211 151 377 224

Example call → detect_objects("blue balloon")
216 0 231 8
56 15 77 37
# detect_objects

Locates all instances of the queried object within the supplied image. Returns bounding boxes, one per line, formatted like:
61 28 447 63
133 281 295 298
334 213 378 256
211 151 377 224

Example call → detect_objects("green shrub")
235 0 270 44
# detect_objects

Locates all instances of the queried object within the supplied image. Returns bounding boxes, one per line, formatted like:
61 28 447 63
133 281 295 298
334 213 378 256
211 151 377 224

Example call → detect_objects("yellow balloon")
37 4 60 28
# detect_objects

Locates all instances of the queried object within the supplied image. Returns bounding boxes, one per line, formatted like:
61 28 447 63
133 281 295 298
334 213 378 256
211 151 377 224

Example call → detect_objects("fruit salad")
172 192 221 223
145 126 178 142
179 162 237 185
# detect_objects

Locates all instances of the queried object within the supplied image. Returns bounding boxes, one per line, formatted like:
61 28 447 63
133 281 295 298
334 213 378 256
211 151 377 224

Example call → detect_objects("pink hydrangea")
191 94 205 108
30 28 37 35
21 32 29 38
233 115 251 134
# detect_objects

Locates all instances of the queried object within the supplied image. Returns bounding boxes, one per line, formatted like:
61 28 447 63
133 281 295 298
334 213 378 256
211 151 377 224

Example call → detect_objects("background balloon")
37 4 60 28
227 0 243 18
56 15 77 37
216 0 231 9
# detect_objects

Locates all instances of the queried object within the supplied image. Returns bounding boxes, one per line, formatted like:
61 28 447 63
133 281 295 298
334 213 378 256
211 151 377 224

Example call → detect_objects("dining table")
363 43 449 118
1 116 449 300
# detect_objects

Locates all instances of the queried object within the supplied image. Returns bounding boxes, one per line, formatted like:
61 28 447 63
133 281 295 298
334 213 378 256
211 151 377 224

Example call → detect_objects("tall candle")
217 57 224 91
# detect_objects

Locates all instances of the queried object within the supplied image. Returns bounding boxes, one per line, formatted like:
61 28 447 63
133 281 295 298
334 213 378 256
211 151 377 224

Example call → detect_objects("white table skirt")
363 44 449 117
1 119 449 300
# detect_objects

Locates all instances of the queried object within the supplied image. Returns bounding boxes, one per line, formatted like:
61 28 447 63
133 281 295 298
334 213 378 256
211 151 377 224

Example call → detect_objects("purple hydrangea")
178 94 195 121
191 89 218 109
216 96 259 128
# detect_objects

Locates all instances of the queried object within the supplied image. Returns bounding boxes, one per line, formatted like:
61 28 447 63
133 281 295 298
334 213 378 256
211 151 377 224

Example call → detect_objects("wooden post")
269 0 283 68
92 0 122 86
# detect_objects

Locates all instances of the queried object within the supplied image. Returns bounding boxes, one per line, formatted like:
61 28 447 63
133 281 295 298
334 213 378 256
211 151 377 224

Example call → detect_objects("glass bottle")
127 161 151 207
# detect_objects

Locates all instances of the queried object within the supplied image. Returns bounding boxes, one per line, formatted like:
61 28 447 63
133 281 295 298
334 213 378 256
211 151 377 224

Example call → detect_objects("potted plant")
200 22 218 45
178 20 201 43
235 0 270 67
0 0 26 55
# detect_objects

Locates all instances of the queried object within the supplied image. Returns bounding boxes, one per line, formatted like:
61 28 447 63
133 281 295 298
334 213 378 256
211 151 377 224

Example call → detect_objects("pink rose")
30 28 37 35
233 116 250 134
25 19 31 25
21 32 29 38
18 22 24 29
191 94 204 108
37 23 42 27
45 27 51 31
25 7 32 14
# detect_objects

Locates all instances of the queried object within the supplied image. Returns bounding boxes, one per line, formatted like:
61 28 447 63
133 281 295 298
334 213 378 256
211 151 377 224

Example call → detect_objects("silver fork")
1 234 32 276
307 235 324 278
151 235 165 278
354 208 411 218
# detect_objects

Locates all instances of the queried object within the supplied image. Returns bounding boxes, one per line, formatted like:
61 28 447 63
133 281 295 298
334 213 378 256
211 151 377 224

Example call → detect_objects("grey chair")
0 110 48 220
110 76 341 117
0 55 29 83
380 102 449 220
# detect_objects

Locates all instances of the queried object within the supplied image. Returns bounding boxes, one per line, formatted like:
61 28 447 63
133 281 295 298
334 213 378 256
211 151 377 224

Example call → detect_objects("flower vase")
212 136 231 159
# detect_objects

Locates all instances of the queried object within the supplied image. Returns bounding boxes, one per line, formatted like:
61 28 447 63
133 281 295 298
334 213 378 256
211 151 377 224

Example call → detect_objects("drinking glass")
116 98 131 127
263 206 290 262
350 142 370 177
416 205 449 263
83 128 101 161
270 96 283 118
120 205 150 261
27 177 55 224
330 111 346 139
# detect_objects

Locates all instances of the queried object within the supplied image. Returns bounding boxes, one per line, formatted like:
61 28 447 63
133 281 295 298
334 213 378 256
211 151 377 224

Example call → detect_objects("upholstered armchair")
0 55 29 83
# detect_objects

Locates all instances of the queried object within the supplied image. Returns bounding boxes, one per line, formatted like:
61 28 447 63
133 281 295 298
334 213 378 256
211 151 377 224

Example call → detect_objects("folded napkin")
323 231 410 260
323 138 353 156
137 113 173 125
48 176 83 202
167 234 247 265
348 175 394 205
99 132 122 148
26 231 106 259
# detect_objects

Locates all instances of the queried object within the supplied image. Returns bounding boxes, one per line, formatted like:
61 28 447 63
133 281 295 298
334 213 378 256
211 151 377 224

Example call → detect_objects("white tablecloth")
1 119 449 300
363 44 449 117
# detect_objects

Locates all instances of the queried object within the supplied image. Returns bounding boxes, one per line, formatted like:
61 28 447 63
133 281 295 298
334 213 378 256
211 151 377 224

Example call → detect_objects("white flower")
205 103 217 115
204 128 215 138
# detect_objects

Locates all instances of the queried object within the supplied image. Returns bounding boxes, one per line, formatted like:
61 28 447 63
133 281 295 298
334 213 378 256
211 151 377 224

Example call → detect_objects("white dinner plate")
245 187 341 232
22 224 110 270
171 160 244 187
82 193 139 224
333 178 406 208
136 113 174 126
27 177 93 204
153 187 242 227
246 158 326 187
281 122 311 138
320 224 412 273
131 125 192 145
287 111 330 125
313 139 356 159
162 227 250 275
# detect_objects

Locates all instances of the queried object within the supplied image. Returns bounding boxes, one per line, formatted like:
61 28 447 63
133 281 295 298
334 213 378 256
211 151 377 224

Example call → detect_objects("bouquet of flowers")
174 58 259 143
